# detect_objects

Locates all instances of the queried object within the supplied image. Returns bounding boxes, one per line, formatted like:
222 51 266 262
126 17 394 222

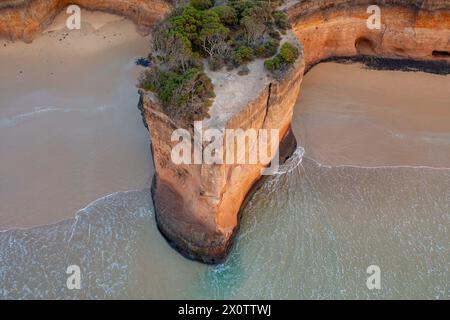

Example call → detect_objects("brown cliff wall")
0 0 171 42
287 0 450 68
140 45 305 263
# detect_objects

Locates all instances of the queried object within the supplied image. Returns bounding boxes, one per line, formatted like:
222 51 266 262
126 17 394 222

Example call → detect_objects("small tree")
170 5 202 42
233 46 254 65
273 10 290 30
241 15 266 45
166 68 215 122
212 5 238 26
189 0 213 10
199 10 230 59
279 42 299 64
152 27 194 72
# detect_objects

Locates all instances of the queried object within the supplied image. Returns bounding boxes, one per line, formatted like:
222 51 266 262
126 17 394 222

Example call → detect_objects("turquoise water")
1 153 448 299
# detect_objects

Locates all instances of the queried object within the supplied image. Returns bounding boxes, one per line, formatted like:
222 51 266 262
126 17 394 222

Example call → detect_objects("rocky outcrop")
142 0 449 264
0 0 171 42
140 33 305 263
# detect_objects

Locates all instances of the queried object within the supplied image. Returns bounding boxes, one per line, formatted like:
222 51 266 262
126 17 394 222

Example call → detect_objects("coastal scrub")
139 0 297 124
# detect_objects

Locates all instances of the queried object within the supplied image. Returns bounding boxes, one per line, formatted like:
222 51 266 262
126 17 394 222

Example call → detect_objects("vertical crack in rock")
262 83 273 128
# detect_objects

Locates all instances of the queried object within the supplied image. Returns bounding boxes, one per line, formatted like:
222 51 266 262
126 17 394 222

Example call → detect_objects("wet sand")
293 62 450 168
0 10 153 230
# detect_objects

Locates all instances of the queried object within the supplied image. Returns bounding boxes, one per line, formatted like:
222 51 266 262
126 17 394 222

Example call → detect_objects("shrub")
208 55 225 70
273 10 290 30
264 56 282 71
279 42 298 64
264 42 299 74
233 46 254 65
140 67 214 123
254 37 280 58
189 0 213 10
268 28 281 40
264 38 280 57
254 46 266 57
212 5 238 26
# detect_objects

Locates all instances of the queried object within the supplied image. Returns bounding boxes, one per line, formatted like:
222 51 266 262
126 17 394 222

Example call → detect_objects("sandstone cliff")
0 0 171 42
140 31 305 263
287 0 450 68
142 0 449 263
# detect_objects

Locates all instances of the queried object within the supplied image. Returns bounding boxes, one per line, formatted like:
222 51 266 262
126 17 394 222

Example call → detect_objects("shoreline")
293 62 450 169
307 55 450 75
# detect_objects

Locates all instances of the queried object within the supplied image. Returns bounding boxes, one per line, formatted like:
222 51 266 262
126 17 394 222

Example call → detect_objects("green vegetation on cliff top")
139 0 299 124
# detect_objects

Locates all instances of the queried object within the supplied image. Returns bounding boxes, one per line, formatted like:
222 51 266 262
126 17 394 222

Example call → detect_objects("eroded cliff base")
151 126 298 264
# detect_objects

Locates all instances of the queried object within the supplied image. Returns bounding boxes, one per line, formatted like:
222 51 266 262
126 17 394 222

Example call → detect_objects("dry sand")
293 62 450 168
0 10 153 230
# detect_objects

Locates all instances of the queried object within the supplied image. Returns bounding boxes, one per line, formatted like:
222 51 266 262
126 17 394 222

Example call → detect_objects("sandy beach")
0 10 153 230
292 62 450 168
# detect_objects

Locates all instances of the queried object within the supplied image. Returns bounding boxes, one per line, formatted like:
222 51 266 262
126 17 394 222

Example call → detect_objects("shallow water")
1 156 448 299
0 21 449 299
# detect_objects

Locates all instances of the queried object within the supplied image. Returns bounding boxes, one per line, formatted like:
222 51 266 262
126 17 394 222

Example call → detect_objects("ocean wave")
273 147 305 175
0 188 153 299
0 105 116 128
294 144 450 171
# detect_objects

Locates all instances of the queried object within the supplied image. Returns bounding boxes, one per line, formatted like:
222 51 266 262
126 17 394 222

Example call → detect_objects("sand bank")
293 62 450 168
0 10 153 229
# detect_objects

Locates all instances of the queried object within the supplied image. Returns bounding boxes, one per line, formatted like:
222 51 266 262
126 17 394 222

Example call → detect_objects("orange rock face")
140 51 305 263
0 0 171 42
288 2 450 68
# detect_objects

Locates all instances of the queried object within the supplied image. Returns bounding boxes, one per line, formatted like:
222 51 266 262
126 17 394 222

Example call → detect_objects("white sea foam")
0 188 154 299
274 147 305 175
0 105 116 128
